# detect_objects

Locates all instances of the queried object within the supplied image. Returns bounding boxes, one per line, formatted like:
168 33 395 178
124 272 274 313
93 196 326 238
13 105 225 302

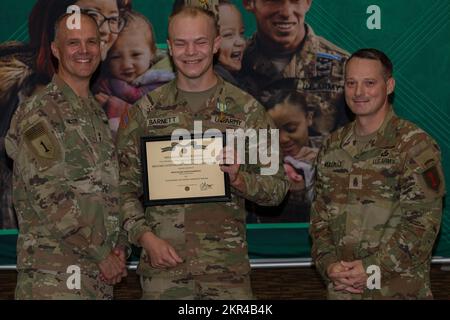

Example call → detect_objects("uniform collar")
52 74 97 109
52 74 79 102
246 24 315 77
161 74 227 111
340 107 398 157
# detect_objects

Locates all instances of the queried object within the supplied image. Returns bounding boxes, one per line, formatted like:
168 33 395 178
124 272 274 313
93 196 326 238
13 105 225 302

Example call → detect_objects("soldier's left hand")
219 146 246 193
284 163 305 187
330 260 367 293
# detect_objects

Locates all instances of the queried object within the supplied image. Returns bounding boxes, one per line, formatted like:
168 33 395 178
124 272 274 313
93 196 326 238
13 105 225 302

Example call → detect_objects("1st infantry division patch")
24 121 60 160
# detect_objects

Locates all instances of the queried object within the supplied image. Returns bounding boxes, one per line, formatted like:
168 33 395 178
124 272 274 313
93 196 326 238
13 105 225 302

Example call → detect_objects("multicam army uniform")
5 76 122 300
310 108 445 299
116 76 288 299
240 25 350 135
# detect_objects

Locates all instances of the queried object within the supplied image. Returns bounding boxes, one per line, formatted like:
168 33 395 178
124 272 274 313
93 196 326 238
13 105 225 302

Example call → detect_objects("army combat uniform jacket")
5 76 122 275
117 76 289 278
239 24 350 135
310 109 445 299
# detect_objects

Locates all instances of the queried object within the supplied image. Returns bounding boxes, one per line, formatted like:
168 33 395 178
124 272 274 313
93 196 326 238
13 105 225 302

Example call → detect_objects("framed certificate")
140 134 231 206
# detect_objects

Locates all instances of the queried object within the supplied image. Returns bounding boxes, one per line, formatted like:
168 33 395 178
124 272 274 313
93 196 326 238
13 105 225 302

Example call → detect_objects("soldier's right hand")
327 261 364 294
98 252 127 285
139 231 183 269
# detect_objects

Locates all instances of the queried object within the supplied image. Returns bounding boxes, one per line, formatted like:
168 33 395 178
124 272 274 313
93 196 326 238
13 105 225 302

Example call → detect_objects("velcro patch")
210 115 244 127
119 109 130 129
24 121 60 160
147 116 180 127
423 166 441 192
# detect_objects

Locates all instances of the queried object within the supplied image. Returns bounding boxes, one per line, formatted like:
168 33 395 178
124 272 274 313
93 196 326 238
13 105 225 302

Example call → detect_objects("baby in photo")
95 11 174 136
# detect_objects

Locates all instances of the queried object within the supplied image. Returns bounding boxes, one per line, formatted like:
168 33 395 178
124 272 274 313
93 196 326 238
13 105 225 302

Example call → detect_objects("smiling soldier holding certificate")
116 5 288 300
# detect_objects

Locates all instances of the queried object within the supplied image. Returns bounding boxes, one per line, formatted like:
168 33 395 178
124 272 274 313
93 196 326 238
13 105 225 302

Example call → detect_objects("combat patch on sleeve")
119 109 130 129
24 121 61 171
422 166 441 192
410 142 445 196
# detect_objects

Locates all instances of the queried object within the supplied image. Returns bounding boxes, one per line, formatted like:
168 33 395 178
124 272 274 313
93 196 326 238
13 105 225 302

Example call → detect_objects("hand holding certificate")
141 134 231 206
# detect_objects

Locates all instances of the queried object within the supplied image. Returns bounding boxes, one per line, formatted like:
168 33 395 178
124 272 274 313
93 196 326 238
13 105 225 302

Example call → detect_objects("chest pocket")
62 118 98 178
207 112 246 132
146 112 186 136
319 153 352 199
360 148 401 202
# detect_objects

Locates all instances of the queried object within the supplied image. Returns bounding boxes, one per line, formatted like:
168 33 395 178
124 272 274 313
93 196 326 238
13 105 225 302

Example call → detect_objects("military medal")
216 99 227 121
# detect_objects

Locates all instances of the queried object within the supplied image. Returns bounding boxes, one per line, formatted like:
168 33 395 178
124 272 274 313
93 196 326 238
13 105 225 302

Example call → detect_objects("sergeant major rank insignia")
349 174 363 190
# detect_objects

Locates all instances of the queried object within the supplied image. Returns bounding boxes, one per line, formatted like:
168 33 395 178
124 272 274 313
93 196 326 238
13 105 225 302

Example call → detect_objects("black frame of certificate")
140 134 231 207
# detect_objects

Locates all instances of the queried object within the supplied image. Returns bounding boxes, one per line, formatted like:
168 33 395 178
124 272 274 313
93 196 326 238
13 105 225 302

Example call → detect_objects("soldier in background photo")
116 6 288 299
5 13 127 299
239 0 351 223
310 48 445 299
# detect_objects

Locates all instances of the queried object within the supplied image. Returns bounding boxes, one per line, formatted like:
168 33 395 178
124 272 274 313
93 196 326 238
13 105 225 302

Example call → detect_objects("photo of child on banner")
93 10 175 138
0 0 133 229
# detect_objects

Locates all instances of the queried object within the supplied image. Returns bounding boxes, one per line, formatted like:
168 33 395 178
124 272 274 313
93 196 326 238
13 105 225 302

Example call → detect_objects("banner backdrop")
0 0 449 265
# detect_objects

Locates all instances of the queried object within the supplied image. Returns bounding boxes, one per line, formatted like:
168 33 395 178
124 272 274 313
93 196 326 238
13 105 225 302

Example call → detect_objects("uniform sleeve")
362 135 445 277
116 105 152 246
234 99 289 206
5 109 111 263
309 139 339 282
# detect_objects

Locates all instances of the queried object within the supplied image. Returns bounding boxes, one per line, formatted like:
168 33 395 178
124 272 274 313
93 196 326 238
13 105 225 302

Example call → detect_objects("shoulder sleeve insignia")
422 166 441 192
24 121 61 160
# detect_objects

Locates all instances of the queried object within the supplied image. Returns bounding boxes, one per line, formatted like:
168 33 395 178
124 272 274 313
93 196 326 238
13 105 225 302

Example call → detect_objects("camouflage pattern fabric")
240 24 350 136
16 269 113 300
116 75 288 299
140 273 253 300
5 75 123 299
310 108 445 299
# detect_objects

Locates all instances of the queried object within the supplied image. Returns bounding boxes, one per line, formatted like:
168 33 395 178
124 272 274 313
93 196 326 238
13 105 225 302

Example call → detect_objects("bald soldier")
310 48 445 299
116 6 288 299
5 13 127 299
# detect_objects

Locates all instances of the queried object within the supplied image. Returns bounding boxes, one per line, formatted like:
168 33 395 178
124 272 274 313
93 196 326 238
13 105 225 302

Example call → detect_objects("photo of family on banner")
0 0 449 268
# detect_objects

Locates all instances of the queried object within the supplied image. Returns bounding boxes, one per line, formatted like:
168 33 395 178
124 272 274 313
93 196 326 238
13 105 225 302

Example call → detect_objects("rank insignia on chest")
349 174 363 190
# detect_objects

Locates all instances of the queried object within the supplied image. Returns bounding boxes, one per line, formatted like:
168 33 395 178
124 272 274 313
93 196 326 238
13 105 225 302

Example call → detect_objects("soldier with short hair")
5 13 127 299
239 0 351 223
310 48 445 299
239 0 350 136
116 6 288 299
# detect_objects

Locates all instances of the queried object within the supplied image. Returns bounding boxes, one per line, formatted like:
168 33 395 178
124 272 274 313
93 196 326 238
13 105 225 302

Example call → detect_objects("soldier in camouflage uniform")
240 0 350 136
5 14 127 299
116 6 288 299
310 49 445 299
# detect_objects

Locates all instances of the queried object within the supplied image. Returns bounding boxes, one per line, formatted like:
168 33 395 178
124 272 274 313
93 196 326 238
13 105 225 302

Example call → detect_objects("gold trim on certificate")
140 134 231 206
